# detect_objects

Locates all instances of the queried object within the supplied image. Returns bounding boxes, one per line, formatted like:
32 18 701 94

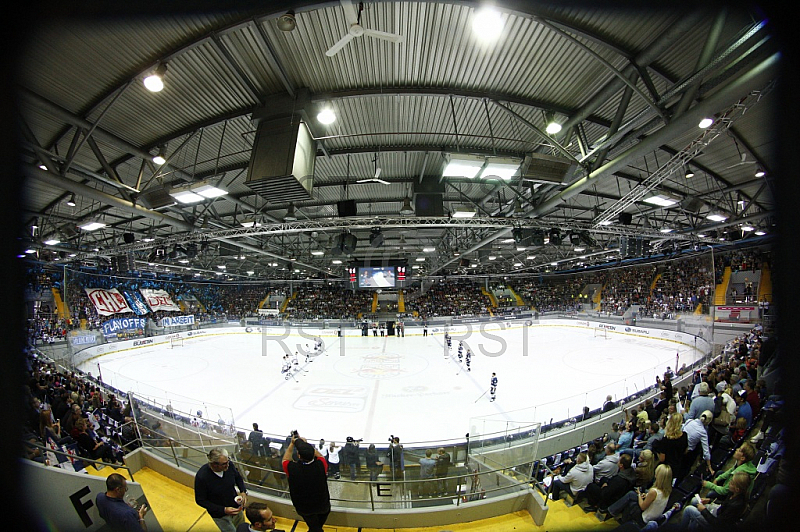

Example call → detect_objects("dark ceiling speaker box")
521 152 576 185
337 200 358 217
111 253 134 272
414 193 444 216
531 230 545 246
340 233 358 254
139 186 174 210
459 258 470 268
618 212 633 225
620 236 630 256
123 232 135 244
246 115 315 202
369 229 384 248
681 196 704 213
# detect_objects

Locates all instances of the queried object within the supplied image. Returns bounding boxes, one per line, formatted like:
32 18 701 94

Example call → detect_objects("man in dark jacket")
194 448 247 532
342 437 361 480
584 453 636 514
282 437 330 532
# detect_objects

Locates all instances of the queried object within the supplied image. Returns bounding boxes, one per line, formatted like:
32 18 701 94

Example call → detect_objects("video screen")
358 266 396 288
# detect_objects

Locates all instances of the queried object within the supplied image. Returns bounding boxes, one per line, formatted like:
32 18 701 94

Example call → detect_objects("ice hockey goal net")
593 327 609 339
169 337 184 348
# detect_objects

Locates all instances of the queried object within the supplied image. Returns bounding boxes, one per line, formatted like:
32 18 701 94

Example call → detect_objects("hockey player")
490 373 498 402
466 349 471 372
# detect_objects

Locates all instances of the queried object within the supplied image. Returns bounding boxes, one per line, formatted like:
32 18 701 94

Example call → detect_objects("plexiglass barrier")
41 315 713 510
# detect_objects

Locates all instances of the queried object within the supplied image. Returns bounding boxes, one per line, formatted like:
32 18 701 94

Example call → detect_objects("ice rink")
81 322 702 446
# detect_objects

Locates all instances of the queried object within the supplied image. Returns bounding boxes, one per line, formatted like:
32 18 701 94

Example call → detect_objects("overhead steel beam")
25 165 195 232
530 52 779 219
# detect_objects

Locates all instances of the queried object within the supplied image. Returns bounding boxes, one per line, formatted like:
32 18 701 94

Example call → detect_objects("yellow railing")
371 292 378 313
398 290 405 313
507 285 525 306
481 287 498 307
758 262 772 303
52 288 68 319
280 293 295 313
650 273 661 296
714 267 731 305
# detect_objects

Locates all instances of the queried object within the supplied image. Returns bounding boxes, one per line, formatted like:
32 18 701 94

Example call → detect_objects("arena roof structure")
15 0 783 280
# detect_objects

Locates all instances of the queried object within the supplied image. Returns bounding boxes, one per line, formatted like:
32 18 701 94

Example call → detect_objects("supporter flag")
140 288 181 312
85 288 133 316
124 290 151 315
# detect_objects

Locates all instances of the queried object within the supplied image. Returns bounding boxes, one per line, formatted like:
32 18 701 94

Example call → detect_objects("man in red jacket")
282 435 330 532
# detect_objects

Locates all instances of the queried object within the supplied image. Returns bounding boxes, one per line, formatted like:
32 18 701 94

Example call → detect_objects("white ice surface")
81 324 701 446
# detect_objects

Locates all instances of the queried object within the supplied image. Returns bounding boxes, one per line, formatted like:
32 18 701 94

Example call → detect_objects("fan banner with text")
140 289 181 312
84 287 133 316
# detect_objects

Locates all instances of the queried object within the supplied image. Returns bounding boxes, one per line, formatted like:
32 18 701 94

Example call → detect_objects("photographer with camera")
281 431 330 532
343 437 362 480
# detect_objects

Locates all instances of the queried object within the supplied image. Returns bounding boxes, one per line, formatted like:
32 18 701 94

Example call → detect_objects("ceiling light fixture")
443 154 484 179
143 63 167 92
698 117 714 129
79 221 106 232
545 111 562 135
169 181 227 204
452 204 477 218
706 213 728 222
644 194 678 207
284 203 298 222
317 107 336 125
399 197 415 216
66 194 76 207
152 146 167 165
472 7 504 42
479 157 522 180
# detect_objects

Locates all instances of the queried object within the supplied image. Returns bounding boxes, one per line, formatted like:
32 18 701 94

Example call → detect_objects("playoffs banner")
140 288 181 312
84 288 133 316
102 317 147 338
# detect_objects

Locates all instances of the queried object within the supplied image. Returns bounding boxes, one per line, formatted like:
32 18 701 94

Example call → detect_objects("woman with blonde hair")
635 449 656 489
652 413 687 474
680 471 751 529
607 463 673 526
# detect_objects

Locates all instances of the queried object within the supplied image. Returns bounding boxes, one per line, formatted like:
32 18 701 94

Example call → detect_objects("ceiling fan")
356 167 389 185
356 152 390 184
724 137 757 169
325 0 405 57
724 152 758 169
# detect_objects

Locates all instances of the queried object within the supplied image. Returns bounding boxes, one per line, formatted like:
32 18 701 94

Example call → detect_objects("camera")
291 430 299 438
388 434 395 442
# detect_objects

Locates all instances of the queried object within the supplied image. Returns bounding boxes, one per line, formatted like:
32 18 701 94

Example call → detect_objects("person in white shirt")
681 410 714 482
607 463 673 526
326 441 341 479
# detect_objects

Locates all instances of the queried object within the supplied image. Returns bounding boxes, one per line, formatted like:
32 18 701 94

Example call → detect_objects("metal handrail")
25 440 135 482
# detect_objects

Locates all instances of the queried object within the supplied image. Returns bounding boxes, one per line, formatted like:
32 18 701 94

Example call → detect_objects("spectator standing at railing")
282 437 330 532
